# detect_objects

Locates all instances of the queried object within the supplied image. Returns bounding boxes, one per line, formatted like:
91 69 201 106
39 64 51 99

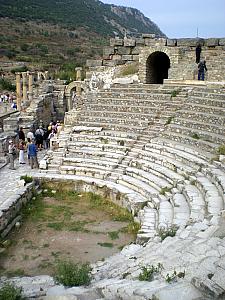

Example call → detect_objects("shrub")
54 260 92 287
171 90 180 97
119 63 138 77
191 133 200 140
0 78 16 92
11 66 28 74
138 263 163 281
217 145 225 155
158 225 178 241
0 282 25 300
165 270 185 283
165 116 174 125
20 175 33 184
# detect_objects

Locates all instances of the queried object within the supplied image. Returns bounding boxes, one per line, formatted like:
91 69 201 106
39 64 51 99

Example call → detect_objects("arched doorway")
146 51 170 84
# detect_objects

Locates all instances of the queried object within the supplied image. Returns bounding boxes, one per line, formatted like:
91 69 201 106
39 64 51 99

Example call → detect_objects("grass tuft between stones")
54 260 92 287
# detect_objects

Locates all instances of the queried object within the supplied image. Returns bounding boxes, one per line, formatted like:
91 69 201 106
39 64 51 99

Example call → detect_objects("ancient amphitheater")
0 36 225 299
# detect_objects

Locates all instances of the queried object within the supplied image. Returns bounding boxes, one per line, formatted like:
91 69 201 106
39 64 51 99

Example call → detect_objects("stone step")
172 117 225 135
168 124 225 144
174 110 225 126
196 175 224 215
125 166 173 192
182 102 225 115
161 130 218 153
182 184 206 221
188 95 225 107
172 193 190 226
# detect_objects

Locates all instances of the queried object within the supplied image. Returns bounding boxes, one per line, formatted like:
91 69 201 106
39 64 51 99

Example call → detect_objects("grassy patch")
97 242 114 248
217 145 225 155
108 231 119 240
5 268 26 277
119 63 138 77
0 282 25 300
87 193 133 222
121 221 140 235
20 175 33 184
54 260 92 287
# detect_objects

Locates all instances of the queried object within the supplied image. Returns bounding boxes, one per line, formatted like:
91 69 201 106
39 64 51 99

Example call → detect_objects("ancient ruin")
0 35 225 299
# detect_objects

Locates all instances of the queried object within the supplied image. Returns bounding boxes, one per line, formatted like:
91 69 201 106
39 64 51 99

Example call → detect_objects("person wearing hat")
8 140 16 170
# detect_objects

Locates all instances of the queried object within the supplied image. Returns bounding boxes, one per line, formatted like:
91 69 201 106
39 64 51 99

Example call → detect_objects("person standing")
18 127 25 141
28 139 38 169
198 59 207 81
8 140 16 170
19 140 26 164
195 44 201 64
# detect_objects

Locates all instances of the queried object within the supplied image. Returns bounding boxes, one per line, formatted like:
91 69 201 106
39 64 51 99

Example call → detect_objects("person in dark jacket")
195 44 201 63
18 127 25 141
198 60 207 81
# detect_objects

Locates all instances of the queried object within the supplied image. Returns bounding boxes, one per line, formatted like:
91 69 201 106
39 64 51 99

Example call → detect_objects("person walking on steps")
198 59 207 81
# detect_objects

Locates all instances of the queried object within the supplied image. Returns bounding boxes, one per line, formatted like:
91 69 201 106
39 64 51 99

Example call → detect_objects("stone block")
121 55 133 61
219 38 225 46
135 38 145 45
177 38 201 46
124 38 136 47
205 38 219 46
103 60 125 67
112 54 122 60
103 46 115 56
131 46 141 55
132 54 139 61
86 60 103 67
117 46 131 55
167 39 177 46
142 33 156 38
110 38 124 47
145 38 166 46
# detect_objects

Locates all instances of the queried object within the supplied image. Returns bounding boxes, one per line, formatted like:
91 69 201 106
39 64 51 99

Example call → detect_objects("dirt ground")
0 191 135 277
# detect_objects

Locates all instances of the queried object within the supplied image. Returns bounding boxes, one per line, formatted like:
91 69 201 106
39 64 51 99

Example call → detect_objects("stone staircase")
36 82 225 299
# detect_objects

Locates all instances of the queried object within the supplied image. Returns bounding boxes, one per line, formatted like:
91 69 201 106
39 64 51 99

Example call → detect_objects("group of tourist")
196 44 207 81
0 93 17 109
8 121 63 170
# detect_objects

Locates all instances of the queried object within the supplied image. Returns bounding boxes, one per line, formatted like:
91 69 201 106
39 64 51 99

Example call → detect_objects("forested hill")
0 0 165 37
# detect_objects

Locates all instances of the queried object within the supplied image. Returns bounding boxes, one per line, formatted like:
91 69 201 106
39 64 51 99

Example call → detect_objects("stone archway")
65 81 82 111
146 51 170 84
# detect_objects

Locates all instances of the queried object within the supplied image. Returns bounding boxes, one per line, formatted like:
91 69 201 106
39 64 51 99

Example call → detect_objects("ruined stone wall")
87 35 225 83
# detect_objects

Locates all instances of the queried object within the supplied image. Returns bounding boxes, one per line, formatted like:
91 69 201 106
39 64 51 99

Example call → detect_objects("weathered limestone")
22 72 28 102
15 72 22 111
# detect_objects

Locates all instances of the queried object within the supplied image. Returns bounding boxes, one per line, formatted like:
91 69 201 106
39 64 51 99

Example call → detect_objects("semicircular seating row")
46 84 225 243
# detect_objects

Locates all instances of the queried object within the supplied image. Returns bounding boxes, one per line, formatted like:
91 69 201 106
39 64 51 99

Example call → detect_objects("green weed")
97 242 114 248
54 260 92 287
108 231 119 240
0 283 25 300
158 225 178 241
138 263 163 281
217 145 225 155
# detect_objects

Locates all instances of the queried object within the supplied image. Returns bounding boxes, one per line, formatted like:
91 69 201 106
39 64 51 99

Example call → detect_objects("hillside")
0 0 165 37
0 0 165 81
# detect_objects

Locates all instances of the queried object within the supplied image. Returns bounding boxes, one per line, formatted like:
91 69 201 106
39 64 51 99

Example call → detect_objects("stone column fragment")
15 72 22 111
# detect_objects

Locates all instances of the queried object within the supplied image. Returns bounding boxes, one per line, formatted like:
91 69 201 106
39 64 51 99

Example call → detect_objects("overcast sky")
101 0 225 38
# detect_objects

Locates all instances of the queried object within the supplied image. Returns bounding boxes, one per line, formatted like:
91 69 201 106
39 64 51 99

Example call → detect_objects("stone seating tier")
173 117 224 135
160 130 220 153
167 124 225 144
